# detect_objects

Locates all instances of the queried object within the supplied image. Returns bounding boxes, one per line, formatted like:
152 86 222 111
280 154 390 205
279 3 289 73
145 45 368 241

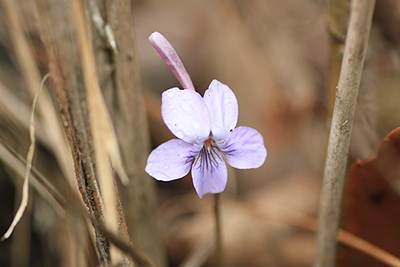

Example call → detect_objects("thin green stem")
214 193 223 267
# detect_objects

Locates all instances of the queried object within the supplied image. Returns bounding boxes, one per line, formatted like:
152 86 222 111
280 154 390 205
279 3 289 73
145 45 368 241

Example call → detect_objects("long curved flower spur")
145 32 267 198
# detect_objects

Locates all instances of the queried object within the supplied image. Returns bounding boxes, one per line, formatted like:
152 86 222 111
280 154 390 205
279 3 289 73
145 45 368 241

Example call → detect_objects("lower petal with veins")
191 144 227 198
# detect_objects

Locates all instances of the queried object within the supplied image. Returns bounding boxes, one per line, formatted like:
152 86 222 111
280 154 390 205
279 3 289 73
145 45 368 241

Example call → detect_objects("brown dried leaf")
339 127 400 266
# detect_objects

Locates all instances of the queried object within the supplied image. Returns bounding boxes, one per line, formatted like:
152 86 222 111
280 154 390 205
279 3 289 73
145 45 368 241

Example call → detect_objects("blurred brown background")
0 0 400 266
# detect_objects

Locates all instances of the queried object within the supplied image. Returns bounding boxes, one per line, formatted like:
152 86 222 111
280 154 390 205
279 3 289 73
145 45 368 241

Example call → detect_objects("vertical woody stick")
315 0 376 266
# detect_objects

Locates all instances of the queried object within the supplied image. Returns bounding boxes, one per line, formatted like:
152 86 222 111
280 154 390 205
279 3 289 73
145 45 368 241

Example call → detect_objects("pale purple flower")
145 32 267 198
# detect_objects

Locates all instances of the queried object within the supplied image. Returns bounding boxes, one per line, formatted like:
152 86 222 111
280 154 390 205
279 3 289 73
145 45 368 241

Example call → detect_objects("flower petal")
191 144 227 198
145 139 198 181
203 80 238 142
162 88 211 144
149 32 195 91
220 126 267 169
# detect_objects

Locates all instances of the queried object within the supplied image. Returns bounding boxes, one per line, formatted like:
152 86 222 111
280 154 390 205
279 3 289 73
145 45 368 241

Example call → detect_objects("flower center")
204 138 213 153
205 138 212 149
194 141 223 176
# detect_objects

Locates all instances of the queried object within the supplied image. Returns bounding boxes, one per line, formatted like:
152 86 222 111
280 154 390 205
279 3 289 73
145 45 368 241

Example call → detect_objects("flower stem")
214 193 223 267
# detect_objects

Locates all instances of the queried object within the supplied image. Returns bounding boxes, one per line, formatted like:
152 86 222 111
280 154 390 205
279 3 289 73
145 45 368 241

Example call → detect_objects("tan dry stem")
34 0 133 264
315 0 376 265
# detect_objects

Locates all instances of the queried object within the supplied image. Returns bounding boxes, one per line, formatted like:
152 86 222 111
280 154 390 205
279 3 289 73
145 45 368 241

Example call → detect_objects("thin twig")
90 217 157 267
2 0 75 186
158 194 400 267
0 133 157 266
325 0 349 116
337 230 400 267
0 74 49 241
239 199 400 267
315 0 376 264
214 194 223 267
0 139 66 217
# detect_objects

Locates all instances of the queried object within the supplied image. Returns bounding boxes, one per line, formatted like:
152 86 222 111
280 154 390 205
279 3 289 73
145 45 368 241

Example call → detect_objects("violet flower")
146 32 267 198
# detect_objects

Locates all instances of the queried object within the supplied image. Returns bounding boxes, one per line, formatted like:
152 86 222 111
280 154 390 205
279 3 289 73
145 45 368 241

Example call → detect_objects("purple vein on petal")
149 32 195 91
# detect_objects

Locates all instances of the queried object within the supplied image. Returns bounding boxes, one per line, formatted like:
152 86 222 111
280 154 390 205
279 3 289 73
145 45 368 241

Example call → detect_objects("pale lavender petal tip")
145 139 194 181
161 88 211 144
204 79 239 142
220 126 267 169
149 32 195 91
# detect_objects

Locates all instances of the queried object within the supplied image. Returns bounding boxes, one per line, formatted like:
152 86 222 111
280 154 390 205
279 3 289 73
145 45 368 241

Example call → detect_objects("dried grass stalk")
315 0 376 265
35 0 133 264
0 74 48 241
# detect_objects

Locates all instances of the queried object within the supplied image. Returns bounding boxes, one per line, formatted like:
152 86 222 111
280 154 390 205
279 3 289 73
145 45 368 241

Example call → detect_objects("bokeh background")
0 0 399 266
